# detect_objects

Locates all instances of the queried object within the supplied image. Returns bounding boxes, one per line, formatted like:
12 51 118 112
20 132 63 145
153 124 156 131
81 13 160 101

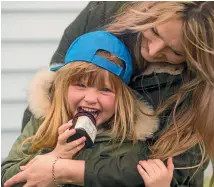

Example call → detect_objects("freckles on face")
141 19 185 64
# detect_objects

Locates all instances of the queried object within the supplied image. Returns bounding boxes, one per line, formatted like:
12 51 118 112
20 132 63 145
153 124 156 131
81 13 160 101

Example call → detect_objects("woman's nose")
148 39 165 57
84 89 98 104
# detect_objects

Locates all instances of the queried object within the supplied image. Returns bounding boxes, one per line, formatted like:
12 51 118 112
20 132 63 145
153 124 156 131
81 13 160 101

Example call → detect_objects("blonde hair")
24 51 138 153
106 0 214 180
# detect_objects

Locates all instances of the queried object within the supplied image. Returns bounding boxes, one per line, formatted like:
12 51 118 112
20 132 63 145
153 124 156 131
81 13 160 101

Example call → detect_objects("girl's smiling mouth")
78 106 99 119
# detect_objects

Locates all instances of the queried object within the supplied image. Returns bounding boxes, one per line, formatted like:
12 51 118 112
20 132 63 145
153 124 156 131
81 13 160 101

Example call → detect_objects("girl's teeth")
82 107 97 113
81 107 98 119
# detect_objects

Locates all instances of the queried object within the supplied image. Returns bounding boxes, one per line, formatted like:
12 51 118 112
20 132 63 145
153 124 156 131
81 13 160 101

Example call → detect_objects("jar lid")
73 111 96 126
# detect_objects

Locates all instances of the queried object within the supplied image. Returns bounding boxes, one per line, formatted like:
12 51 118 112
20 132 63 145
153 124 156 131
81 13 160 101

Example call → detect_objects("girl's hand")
49 121 86 159
137 157 174 187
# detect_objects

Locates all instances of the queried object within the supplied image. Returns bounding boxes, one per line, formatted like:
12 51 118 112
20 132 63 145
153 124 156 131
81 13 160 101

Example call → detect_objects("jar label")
75 116 97 142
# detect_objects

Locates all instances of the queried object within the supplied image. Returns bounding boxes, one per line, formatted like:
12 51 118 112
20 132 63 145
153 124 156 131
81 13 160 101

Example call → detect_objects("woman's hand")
49 121 86 159
137 157 174 187
4 154 57 187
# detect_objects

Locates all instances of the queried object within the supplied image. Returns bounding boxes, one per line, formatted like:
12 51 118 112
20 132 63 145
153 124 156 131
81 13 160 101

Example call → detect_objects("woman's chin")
141 50 155 63
142 56 156 63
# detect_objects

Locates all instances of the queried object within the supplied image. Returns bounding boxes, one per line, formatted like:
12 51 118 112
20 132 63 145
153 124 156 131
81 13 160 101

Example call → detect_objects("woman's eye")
173 50 184 57
151 27 158 35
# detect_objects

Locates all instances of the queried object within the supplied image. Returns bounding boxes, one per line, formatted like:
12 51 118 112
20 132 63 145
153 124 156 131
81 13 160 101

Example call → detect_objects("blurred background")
1 1 212 186
1 1 88 159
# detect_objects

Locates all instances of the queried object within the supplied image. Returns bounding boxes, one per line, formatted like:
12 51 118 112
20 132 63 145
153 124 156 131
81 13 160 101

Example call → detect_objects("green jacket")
1 116 146 187
5 1 209 187
2 68 159 186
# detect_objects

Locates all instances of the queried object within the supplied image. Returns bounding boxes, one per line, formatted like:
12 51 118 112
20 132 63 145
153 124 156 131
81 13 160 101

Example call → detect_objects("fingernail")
68 120 73 126
70 128 76 133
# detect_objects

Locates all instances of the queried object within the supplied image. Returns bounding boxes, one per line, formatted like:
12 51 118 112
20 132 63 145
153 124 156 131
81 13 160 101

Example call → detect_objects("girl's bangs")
65 62 117 90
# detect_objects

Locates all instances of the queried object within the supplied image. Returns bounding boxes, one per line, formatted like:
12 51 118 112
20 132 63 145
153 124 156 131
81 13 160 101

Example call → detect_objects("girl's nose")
84 89 98 104
148 39 165 57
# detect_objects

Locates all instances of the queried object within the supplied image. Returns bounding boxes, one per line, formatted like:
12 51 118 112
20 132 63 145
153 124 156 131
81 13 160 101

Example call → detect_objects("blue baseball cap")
50 31 132 84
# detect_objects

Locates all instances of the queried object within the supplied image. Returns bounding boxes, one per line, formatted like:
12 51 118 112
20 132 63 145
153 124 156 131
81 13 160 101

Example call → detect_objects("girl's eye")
75 83 86 88
101 88 112 92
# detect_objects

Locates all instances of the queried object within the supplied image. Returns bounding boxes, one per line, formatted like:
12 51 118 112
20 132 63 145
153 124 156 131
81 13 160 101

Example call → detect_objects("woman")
2 2 213 187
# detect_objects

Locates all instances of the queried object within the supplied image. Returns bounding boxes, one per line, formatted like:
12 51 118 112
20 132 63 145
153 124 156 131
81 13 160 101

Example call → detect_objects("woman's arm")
3 147 145 187
83 143 208 187
3 142 207 187
1 117 41 184
3 154 85 187
55 159 85 185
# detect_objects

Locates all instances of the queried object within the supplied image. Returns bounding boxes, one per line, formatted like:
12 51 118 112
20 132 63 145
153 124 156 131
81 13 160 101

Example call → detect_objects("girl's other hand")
137 157 174 187
49 121 86 159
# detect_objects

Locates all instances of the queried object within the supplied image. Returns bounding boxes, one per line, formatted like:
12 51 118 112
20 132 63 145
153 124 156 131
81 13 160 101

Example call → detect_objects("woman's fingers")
20 157 37 171
23 184 31 187
137 163 150 183
138 160 156 177
138 158 174 187
4 171 26 187
153 159 167 169
20 166 25 171
147 159 161 175
167 157 174 178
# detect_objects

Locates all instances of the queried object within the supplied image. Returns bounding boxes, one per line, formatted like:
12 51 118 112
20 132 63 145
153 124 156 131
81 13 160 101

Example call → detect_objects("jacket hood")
28 69 159 141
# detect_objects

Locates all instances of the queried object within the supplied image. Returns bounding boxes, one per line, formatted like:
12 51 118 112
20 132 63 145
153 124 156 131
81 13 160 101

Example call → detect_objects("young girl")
2 31 173 187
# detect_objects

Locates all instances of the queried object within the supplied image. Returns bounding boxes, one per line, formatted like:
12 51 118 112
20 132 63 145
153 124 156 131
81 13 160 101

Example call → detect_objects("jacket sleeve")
84 143 208 187
1 117 40 184
84 146 148 187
